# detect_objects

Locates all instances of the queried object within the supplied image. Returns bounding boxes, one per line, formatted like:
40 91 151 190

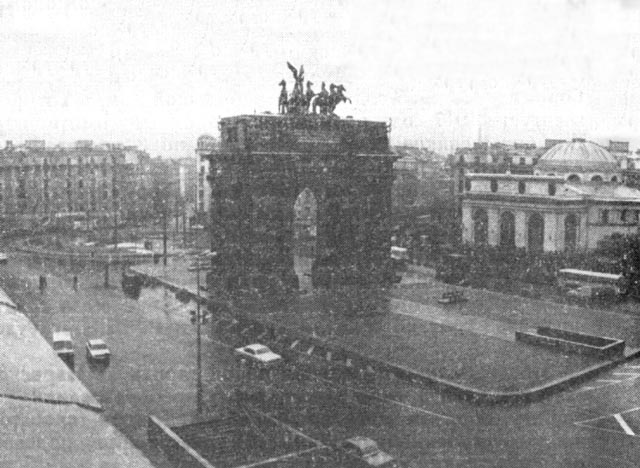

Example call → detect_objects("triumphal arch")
198 65 397 293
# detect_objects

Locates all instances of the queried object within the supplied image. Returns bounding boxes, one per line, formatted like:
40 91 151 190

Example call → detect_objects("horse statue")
328 84 351 114
312 82 331 114
278 79 288 114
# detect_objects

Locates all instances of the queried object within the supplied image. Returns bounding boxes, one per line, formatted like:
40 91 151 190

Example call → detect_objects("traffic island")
515 327 625 360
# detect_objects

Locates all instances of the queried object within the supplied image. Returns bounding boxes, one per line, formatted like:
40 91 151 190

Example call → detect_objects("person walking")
72 275 78 291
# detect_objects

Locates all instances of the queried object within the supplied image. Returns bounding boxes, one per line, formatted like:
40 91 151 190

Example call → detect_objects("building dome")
196 134 217 152
536 139 618 173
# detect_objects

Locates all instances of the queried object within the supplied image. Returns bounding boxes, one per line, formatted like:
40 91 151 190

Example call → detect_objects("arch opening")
528 212 544 252
293 188 317 292
473 208 488 246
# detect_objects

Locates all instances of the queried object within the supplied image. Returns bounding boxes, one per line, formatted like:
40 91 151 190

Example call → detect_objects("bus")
557 268 627 295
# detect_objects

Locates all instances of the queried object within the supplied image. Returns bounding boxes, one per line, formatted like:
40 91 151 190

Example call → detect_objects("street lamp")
189 250 214 414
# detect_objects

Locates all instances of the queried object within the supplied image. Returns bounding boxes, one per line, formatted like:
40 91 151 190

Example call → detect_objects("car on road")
234 343 282 367
86 339 111 361
0 253 7 264
338 436 399 468
52 331 74 368
566 285 619 303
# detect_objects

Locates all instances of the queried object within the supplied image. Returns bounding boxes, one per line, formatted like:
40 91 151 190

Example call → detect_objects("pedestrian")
39 275 46 292
73 275 78 291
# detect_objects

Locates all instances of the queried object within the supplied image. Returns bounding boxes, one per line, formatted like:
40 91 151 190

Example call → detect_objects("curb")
0 391 104 413
130 267 632 405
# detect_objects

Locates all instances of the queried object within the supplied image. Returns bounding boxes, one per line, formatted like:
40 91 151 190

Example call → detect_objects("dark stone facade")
201 114 397 292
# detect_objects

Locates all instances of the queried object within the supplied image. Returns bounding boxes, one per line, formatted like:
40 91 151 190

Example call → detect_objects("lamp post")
163 204 168 266
196 257 202 414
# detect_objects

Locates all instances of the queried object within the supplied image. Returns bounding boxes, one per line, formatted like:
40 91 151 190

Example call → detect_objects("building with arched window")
461 139 640 251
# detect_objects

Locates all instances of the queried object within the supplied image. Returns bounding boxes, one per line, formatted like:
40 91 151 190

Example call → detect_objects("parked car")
234 343 282 367
0 253 8 264
86 339 111 361
338 436 399 468
566 285 618 303
52 331 74 368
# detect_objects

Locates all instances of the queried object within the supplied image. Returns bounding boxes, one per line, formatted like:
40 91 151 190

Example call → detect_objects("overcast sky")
0 0 639 156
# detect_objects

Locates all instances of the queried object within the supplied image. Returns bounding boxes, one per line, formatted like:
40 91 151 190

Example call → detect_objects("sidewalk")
131 260 622 395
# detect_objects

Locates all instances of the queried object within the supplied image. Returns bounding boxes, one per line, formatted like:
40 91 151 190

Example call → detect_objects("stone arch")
528 212 544 252
564 214 578 251
499 211 515 248
473 208 488 246
591 175 603 182
567 174 581 182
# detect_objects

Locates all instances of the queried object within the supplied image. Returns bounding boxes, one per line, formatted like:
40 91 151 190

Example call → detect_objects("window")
17 179 26 199
621 209 628 223
226 127 238 143
464 179 471 191
518 181 525 194
548 183 556 196
601 209 609 224
490 179 498 193
519 157 526 165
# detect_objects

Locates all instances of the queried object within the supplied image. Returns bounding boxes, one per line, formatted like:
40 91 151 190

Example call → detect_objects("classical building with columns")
461 139 640 252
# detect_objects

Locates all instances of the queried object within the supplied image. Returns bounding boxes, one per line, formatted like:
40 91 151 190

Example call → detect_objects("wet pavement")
5 252 640 467
134 258 602 392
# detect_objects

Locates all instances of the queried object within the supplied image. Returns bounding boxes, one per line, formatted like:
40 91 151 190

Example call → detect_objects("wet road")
2 252 640 467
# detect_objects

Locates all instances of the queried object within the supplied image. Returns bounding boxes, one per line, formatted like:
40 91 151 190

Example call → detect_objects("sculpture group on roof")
278 62 351 116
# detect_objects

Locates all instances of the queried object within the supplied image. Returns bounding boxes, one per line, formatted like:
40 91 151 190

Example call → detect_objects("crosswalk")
574 364 640 393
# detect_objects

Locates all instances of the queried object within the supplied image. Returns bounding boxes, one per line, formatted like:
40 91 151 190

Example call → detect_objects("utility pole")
182 208 187 248
196 259 202 414
112 154 119 251
163 206 168 266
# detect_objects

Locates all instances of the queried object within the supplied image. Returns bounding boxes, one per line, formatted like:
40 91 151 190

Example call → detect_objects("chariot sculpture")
278 62 351 116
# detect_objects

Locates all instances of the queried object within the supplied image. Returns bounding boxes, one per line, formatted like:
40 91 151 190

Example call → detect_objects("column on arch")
462 205 473 244
543 212 559 252
515 211 527 248
487 208 499 246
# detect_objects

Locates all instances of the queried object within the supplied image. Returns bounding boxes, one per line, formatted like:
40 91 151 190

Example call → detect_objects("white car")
53 331 74 367
234 343 282 367
86 339 111 361
339 436 399 468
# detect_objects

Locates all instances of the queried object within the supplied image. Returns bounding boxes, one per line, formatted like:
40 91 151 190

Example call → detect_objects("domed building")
461 138 640 252
534 138 623 183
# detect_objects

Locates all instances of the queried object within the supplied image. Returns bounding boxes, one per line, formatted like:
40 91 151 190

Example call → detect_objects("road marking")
596 379 623 383
623 365 640 369
614 414 635 436
575 406 640 438
297 369 458 423
613 372 640 377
